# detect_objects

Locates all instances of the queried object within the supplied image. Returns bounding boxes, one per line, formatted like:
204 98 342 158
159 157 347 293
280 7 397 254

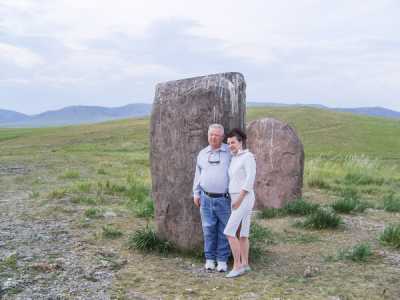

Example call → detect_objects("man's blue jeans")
200 192 231 262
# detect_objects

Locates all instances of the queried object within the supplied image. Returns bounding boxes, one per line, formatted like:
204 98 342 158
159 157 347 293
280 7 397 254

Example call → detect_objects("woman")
224 128 256 278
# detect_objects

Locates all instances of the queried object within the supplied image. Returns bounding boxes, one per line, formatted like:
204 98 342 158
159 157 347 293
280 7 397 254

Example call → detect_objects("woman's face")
227 136 242 155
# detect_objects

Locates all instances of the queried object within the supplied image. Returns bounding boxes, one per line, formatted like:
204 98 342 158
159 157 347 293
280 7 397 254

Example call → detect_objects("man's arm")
193 156 201 208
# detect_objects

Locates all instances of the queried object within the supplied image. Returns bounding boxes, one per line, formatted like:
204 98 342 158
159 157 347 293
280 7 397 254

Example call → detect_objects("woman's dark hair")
226 128 247 145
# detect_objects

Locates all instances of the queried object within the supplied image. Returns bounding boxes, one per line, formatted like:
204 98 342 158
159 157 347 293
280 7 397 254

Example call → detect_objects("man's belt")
203 191 229 198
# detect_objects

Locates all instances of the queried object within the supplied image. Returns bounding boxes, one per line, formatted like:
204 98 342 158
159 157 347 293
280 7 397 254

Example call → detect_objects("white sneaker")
205 259 216 271
217 261 228 272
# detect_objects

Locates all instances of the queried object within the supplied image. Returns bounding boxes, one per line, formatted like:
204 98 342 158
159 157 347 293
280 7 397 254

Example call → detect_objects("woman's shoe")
225 268 245 278
241 265 251 272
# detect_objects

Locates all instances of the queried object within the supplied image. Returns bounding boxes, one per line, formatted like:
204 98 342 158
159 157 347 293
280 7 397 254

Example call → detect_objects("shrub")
284 199 319 216
302 208 342 229
338 243 372 262
102 225 123 239
383 193 400 212
128 226 173 254
380 224 400 248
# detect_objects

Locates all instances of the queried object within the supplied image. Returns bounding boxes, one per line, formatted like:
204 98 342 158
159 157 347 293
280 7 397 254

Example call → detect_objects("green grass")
380 224 400 248
383 193 400 212
300 208 342 230
338 243 373 262
84 207 103 219
0 253 18 271
1 107 400 299
47 188 68 199
259 199 319 219
128 226 173 254
249 222 275 261
102 225 123 239
59 170 80 179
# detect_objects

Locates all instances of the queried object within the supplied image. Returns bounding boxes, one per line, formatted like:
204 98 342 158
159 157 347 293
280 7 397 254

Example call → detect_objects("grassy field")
1 107 400 299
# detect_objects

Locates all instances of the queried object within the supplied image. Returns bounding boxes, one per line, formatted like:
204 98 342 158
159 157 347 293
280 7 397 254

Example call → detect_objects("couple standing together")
193 124 256 278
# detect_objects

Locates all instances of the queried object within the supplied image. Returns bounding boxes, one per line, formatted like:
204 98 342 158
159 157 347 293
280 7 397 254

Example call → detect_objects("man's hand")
193 196 201 208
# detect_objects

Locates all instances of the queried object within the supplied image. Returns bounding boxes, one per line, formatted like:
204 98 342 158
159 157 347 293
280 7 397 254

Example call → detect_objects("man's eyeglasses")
208 151 220 165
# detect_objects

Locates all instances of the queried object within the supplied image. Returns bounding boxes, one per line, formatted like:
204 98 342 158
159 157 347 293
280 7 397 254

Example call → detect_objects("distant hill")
248 102 400 119
332 106 400 119
0 109 30 123
0 104 152 127
1 102 399 127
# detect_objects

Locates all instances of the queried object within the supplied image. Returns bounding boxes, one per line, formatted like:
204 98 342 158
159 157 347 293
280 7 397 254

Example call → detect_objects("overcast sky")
1 0 399 114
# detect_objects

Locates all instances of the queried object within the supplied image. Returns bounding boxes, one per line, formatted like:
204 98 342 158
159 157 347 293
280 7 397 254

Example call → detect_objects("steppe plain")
1 107 400 299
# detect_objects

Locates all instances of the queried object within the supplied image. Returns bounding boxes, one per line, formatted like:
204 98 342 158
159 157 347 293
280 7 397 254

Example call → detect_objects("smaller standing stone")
247 118 304 209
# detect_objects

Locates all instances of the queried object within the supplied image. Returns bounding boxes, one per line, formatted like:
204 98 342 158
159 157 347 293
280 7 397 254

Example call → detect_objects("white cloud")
1 0 400 113
0 42 43 68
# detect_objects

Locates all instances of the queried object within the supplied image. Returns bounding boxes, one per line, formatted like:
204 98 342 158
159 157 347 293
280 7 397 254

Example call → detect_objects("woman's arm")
232 153 256 209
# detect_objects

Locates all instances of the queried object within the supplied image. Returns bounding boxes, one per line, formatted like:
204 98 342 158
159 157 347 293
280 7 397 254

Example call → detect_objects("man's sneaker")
205 259 215 271
216 261 228 272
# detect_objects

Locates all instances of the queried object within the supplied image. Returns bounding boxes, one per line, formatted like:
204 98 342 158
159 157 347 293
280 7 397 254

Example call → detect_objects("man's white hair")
208 123 224 135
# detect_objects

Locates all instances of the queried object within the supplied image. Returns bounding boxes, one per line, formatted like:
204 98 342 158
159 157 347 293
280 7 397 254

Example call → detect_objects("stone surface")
150 72 246 250
247 118 304 209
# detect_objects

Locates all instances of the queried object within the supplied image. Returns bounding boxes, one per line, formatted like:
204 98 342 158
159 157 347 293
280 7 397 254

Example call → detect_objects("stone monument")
150 72 246 250
247 118 304 209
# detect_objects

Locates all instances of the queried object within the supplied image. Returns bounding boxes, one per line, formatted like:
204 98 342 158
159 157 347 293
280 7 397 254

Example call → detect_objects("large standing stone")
150 72 246 250
247 118 304 209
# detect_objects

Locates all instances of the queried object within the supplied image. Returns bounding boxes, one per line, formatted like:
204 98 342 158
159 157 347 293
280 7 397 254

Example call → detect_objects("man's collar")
206 143 228 153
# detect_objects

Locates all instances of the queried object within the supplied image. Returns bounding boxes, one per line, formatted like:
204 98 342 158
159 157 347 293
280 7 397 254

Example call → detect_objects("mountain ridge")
1 102 399 127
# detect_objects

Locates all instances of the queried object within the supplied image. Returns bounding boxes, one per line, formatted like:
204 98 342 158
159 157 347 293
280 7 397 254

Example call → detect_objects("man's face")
208 128 224 149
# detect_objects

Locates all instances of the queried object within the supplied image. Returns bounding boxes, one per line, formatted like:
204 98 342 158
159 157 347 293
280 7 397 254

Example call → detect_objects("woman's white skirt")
224 191 255 237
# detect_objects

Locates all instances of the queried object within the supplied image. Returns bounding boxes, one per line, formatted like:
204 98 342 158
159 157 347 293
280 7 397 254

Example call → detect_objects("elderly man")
193 123 231 272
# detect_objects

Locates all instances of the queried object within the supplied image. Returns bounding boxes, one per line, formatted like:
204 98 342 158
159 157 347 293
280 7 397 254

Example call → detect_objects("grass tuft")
59 170 80 179
307 177 331 189
258 207 286 219
383 193 400 212
126 175 154 218
258 199 319 219
301 208 342 229
249 222 275 260
128 226 173 254
102 225 123 239
84 207 103 219
338 243 373 262
48 188 68 199
71 195 98 205
285 199 320 216
380 224 400 248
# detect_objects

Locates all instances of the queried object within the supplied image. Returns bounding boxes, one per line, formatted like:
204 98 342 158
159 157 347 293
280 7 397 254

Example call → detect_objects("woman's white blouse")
228 149 256 193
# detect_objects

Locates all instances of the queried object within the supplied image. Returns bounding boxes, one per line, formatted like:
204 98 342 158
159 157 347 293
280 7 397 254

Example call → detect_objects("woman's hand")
232 190 248 210
232 198 243 210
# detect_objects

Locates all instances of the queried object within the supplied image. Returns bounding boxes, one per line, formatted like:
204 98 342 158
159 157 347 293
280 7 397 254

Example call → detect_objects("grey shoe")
241 265 251 272
225 268 245 278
